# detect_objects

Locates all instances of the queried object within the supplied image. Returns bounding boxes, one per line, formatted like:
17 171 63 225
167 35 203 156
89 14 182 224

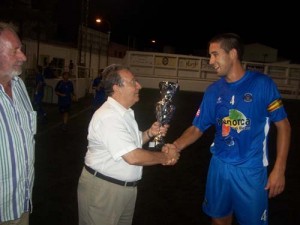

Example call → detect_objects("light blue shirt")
0 76 37 222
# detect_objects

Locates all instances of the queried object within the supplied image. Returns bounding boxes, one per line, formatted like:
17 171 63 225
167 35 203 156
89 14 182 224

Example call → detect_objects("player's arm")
173 125 203 152
266 118 291 198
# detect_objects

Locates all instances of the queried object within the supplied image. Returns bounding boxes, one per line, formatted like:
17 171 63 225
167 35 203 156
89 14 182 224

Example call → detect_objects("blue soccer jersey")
55 80 74 106
193 70 287 167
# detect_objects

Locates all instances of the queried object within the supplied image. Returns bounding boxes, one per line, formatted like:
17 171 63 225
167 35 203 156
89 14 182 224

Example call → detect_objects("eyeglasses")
121 78 139 87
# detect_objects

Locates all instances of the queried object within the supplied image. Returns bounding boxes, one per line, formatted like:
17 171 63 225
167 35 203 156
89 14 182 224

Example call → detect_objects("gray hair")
0 21 18 36
102 64 130 96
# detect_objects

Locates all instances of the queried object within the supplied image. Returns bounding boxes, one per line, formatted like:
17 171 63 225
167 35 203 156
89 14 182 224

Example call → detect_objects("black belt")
84 165 139 187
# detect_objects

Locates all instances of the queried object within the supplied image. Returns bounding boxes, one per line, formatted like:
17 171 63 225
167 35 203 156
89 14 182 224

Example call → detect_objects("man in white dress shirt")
77 64 179 225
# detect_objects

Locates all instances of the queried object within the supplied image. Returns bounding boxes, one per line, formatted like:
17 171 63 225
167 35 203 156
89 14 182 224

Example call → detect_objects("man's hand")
148 122 170 138
161 143 180 165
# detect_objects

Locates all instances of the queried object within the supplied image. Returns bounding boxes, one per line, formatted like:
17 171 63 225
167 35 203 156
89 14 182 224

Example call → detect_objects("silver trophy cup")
149 81 179 151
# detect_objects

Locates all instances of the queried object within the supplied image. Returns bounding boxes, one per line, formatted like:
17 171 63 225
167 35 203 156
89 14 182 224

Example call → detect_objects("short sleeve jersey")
92 77 106 105
35 73 45 95
55 80 74 105
192 71 287 168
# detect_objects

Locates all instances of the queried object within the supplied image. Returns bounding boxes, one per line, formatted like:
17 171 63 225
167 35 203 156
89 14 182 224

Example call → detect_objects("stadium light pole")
96 18 111 66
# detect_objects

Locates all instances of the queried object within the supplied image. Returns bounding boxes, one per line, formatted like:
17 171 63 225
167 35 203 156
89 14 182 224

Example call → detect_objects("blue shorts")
202 156 268 225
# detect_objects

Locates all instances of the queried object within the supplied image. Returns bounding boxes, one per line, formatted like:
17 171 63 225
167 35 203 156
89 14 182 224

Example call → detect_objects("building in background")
244 43 278 63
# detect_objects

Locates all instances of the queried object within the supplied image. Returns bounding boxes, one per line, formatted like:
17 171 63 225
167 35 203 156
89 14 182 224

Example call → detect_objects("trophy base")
148 140 164 151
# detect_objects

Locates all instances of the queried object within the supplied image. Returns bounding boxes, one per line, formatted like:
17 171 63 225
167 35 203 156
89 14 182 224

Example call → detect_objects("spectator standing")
91 69 106 114
0 21 37 225
68 59 74 76
33 65 47 122
55 71 76 131
44 62 54 78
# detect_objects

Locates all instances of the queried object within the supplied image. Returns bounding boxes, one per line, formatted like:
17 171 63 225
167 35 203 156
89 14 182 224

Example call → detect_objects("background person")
43 61 54 78
0 21 37 225
91 69 106 115
68 59 74 75
55 71 76 131
172 33 291 225
33 65 47 122
77 64 179 225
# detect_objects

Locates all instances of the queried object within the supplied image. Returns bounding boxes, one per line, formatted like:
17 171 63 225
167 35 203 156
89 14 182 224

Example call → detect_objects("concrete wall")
22 38 123 103
21 39 300 102
124 51 300 100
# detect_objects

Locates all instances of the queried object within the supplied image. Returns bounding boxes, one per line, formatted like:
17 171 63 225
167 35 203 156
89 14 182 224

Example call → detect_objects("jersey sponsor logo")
218 109 251 146
218 109 251 136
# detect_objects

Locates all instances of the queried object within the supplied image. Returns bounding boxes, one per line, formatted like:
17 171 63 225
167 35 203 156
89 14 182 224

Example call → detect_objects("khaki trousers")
78 167 137 225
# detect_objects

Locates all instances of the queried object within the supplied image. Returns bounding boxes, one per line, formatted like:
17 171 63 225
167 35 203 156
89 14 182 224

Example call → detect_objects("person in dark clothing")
44 62 54 78
55 71 76 130
91 69 106 115
69 60 74 75
33 65 47 122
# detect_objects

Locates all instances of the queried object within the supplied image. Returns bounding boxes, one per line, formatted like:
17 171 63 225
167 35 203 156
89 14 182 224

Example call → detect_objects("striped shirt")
0 76 37 222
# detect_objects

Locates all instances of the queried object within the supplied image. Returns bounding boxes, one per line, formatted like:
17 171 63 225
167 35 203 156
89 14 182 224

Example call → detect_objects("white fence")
124 51 300 100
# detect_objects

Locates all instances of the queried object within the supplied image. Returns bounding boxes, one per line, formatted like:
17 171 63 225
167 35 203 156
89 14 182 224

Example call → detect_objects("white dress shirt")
85 97 143 181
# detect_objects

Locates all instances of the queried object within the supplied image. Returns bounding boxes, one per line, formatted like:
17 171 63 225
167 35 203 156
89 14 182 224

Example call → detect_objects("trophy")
149 81 179 151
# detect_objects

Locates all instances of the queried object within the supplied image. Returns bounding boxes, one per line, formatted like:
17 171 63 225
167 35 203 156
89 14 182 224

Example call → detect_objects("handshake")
146 122 180 166
161 143 180 166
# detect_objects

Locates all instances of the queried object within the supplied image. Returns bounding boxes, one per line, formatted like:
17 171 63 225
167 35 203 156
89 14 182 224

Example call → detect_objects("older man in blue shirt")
0 22 37 224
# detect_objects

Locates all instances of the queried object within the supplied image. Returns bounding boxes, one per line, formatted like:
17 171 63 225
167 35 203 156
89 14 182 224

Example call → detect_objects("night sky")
43 0 300 61
85 0 300 59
